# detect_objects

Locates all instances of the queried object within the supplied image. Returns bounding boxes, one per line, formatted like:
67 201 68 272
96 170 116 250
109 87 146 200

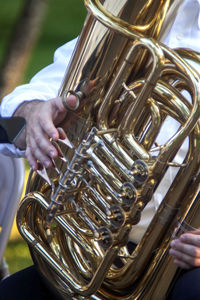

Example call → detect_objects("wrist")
13 99 43 119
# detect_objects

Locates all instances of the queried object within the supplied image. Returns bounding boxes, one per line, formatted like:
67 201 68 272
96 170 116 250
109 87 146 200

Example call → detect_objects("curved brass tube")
17 1 200 299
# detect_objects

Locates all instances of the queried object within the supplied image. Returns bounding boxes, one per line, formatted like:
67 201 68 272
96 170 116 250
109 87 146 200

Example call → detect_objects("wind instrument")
17 1 200 299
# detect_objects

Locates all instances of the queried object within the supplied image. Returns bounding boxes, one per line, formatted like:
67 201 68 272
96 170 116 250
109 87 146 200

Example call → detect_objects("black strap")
0 116 25 144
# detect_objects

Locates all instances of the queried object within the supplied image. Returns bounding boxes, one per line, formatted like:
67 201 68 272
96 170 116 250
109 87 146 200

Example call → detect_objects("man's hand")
14 95 77 170
169 230 200 269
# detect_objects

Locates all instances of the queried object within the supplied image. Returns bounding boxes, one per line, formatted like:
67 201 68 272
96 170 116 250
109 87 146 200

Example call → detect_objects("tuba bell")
17 0 200 299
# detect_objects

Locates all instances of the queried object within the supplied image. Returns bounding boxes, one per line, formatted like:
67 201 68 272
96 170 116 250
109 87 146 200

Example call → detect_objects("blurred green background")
0 0 86 82
0 0 86 274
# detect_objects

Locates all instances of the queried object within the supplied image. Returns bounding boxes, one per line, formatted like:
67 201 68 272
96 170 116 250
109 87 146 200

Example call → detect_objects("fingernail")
44 160 50 168
170 241 175 247
180 235 186 241
174 259 179 265
49 150 55 158
52 133 57 140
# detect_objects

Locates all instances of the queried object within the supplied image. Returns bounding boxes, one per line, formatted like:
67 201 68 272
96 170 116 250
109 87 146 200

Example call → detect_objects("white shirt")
130 0 200 242
0 0 200 243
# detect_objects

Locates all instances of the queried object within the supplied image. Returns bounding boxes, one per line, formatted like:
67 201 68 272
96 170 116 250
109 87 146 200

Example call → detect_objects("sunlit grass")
4 239 33 274
4 162 32 275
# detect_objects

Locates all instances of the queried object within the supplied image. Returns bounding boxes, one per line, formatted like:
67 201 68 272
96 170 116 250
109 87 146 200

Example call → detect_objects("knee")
170 268 200 300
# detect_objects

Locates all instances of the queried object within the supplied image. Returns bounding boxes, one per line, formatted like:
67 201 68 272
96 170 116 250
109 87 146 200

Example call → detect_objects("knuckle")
35 136 42 144
41 141 53 155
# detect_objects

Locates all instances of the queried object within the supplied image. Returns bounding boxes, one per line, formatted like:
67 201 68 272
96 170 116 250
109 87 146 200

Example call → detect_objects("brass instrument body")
17 0 200 299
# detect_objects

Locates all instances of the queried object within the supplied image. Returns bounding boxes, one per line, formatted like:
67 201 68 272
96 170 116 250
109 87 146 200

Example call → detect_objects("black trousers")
0 264 200 300
168 268 200 300
0 265 53 300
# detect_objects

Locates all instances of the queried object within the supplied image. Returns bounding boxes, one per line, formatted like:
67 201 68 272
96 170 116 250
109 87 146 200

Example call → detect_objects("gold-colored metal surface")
17 0 200 299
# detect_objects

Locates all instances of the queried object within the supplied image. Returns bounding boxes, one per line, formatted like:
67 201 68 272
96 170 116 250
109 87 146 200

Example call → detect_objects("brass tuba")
17 0 200 299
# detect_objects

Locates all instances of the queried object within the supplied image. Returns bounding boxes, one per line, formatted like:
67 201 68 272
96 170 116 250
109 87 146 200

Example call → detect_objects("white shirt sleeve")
0 37 78 157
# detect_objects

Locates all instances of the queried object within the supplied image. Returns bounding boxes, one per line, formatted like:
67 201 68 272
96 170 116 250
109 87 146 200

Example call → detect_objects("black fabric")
0 124 10 143
1 263 200 299
0 116 25 143
168 268 200 300
0 265 56 300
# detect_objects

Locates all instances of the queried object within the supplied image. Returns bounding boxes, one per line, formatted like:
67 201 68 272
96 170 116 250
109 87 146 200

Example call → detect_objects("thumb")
61 93 79 111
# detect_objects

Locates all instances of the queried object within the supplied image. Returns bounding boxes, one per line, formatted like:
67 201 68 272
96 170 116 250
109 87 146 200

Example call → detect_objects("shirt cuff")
0 143 26 158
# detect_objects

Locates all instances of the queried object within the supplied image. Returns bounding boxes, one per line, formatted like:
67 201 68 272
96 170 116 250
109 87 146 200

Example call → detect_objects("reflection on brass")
158 203 178 225
17 1 200 299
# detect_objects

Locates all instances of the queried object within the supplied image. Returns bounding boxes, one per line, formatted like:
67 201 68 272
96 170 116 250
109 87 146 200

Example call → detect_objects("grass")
4 239 33 274
4 165 32 274
1 0 87 275
0 0 86 83
24 0 86 82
